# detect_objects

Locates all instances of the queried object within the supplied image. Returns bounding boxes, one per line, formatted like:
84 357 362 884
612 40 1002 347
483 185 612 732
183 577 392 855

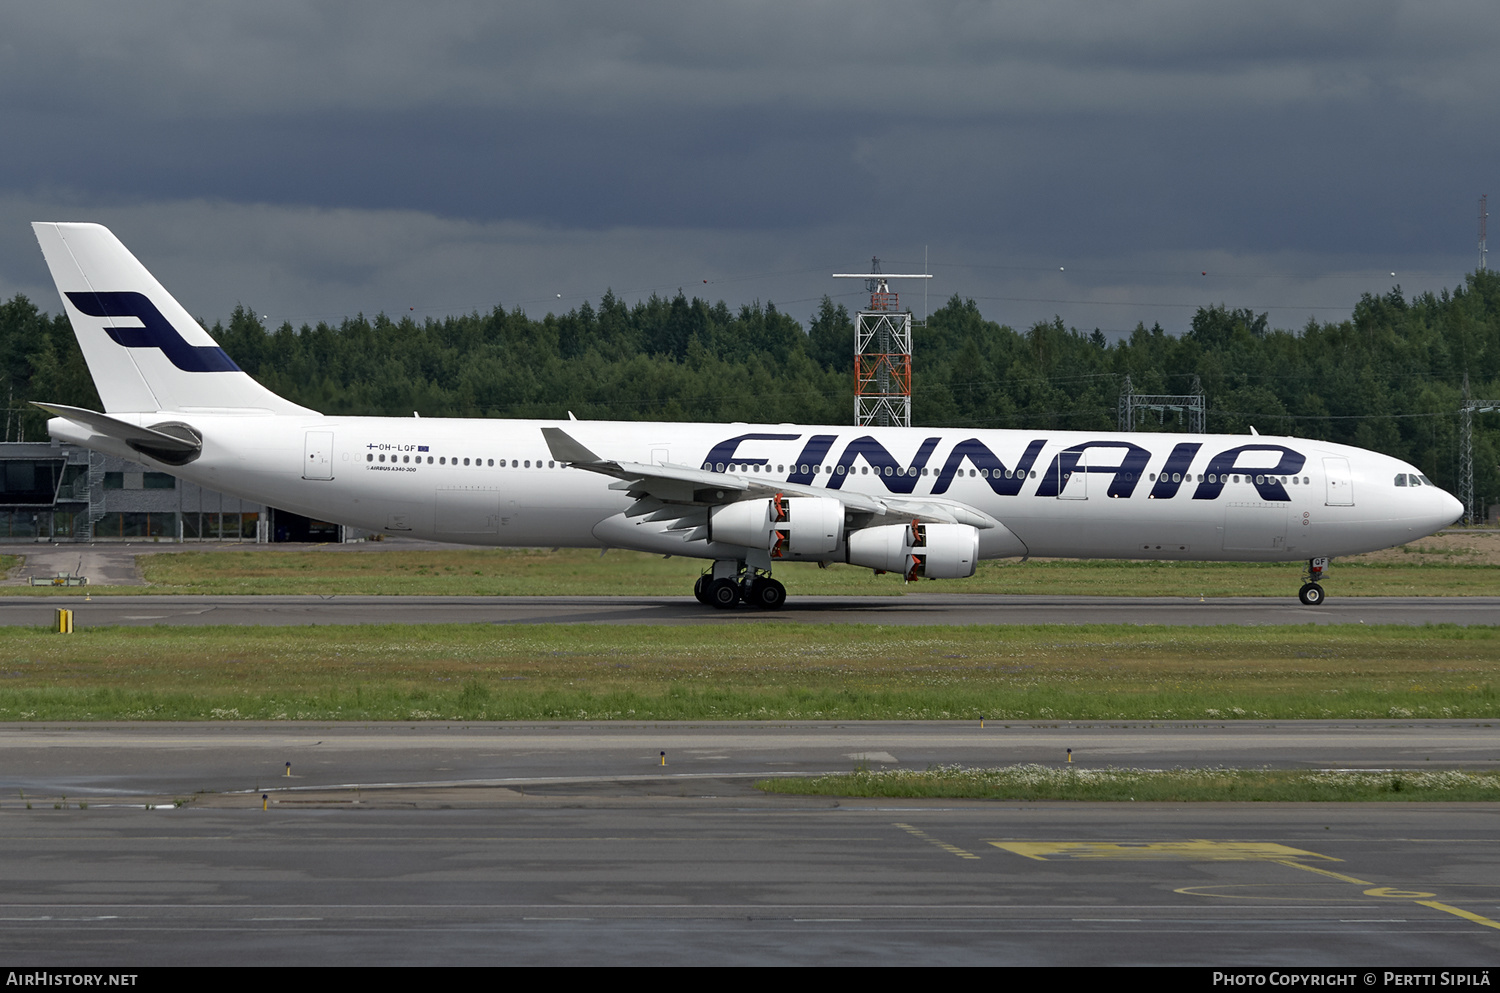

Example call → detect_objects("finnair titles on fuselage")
30 222 1461 609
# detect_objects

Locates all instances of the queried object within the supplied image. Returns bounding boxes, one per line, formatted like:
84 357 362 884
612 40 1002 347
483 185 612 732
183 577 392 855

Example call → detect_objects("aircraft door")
1057 449 1087 499
303 431 334 480
1323 457 1354 506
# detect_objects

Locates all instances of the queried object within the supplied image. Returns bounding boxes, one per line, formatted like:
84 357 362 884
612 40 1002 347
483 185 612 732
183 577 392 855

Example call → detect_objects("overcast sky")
1 1 1493 338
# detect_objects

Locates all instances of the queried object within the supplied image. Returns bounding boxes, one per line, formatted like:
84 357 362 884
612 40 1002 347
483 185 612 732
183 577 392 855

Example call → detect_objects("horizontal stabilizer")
34 402 202 466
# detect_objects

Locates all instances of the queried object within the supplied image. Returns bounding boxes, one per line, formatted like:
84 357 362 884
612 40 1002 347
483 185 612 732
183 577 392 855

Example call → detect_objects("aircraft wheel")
747 577 786 610
708 578 741 609
693 574 712 605
1298 582 1325 606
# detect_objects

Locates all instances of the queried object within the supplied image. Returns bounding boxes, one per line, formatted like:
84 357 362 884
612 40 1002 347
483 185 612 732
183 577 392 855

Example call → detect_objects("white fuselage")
49 413 1462 565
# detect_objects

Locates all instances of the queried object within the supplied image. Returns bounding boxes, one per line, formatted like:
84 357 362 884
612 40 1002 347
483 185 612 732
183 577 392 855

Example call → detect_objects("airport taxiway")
1 722 1498 966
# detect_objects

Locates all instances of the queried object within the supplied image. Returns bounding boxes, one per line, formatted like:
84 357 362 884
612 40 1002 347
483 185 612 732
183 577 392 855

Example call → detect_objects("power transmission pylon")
1118 375 1207 433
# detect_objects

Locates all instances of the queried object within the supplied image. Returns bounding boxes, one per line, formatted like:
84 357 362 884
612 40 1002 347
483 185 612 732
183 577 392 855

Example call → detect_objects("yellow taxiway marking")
988 840 1338 862
1272 860 1372 885
1415 900 1500 931
1362 886 1434 898
894 823 981 860
989 839 1500 932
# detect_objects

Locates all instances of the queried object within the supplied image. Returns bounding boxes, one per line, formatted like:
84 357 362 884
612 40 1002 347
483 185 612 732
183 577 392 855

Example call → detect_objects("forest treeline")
1 271 1498 510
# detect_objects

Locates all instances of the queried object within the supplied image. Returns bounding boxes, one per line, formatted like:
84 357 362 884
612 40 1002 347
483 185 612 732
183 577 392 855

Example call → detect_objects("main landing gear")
1298 556 1330 606
693 561 786 610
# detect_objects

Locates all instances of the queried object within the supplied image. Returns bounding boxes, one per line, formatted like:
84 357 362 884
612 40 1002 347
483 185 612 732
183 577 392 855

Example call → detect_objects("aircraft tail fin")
30 222 312 415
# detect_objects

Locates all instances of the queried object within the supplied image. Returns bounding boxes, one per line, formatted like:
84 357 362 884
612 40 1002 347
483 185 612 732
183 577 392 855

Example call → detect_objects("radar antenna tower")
832 258 933 428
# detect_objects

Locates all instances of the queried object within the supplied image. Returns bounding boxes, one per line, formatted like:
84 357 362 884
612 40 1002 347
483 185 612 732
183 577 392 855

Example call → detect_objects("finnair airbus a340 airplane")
30 222 1461 609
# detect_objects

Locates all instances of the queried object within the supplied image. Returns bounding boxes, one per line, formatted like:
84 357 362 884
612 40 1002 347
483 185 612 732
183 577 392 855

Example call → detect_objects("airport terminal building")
0 441 344 542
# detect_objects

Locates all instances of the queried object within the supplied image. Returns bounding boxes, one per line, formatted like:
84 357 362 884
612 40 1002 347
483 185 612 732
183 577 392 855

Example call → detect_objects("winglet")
541 426 604 464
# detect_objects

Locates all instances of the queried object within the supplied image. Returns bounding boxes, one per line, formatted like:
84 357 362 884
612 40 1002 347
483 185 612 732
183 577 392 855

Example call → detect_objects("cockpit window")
1394 474 1408 486
1418 474 1434 486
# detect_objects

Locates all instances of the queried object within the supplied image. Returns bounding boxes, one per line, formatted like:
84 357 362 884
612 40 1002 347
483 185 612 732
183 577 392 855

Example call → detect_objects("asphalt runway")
3 592 1498 626
2 722 1498 966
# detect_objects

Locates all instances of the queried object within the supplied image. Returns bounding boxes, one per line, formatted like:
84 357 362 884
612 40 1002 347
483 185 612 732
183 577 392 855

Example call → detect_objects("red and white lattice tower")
832 258 932 428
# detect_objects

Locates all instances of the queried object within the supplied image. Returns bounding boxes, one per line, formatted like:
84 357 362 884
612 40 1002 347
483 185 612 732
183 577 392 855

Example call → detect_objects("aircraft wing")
541 427 999 536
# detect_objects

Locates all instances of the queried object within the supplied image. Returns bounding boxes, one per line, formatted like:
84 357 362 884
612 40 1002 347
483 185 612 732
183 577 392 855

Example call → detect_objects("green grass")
0 546 1482 596
0 622 1495 721
758 765 1500 801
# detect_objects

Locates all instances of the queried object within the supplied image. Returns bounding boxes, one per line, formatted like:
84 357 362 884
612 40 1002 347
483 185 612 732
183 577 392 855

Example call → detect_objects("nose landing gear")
1298 556 1329 606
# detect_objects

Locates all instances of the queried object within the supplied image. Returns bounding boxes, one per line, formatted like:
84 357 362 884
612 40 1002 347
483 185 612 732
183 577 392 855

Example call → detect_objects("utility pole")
1462 373 1473 524
1481 195 1489 272
1460 372 1500 525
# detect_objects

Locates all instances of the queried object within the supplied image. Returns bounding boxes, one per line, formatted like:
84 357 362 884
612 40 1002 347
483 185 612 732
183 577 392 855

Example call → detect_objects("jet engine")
776 496 843 556
707 495 844 556
846 521 978 580
707 499 773 548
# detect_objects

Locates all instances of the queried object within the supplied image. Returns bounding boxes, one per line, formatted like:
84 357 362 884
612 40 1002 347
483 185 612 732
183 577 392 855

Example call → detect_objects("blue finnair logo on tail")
66 291 240 373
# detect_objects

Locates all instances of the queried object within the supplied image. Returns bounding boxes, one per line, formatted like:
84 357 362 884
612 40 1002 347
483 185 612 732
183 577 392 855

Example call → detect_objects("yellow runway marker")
992 839 1500 932
1273 860 1372 885
989 840 1338 862
1415 900 1500 931
895 823 981 860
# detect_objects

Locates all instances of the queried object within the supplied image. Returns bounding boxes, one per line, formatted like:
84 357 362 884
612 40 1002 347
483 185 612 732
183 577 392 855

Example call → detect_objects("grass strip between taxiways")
756 765 1500 801
0 621 1495 721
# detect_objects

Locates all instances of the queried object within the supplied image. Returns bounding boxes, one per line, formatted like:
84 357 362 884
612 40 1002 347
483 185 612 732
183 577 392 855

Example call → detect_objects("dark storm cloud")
0 2 1494 332
0 104 860 229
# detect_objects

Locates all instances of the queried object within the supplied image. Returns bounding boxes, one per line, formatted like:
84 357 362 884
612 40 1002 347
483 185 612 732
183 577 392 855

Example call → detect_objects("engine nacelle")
845 524 914 574
709 495 844 556
846 522 979 580
918 523 979 579
708 499 774 548
776 497 843 556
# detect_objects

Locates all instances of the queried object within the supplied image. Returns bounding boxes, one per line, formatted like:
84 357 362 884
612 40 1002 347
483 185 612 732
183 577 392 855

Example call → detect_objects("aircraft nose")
1438 489 1464 527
